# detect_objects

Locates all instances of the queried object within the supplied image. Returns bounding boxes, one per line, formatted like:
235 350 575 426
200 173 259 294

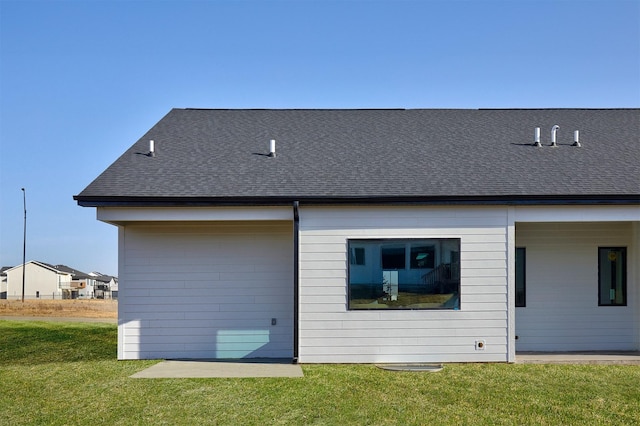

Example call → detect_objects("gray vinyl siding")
118 221 293 360
298 206 509 363
515 222 638 351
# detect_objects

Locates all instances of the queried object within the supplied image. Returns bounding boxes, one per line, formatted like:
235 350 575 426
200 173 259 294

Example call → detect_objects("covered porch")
512 211 640 356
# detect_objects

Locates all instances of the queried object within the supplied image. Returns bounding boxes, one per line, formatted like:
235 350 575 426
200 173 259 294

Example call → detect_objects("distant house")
3 262 117 300
54 264 95 298
0 266 10 299
74 108 640 363
94 274 118 299
4 261 72 299
87 271 118 299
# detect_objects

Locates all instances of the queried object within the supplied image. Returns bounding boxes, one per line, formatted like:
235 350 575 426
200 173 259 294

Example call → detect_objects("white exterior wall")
298 206 510 363
102 203 638 362
118 221 293 360
5 263 66 299
515 222 638 351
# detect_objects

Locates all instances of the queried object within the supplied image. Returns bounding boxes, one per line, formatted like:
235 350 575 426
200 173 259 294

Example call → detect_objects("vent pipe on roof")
550 125 559 147
534 127 541 147
269 139 276 157
149 140 156 157
573 130 581 147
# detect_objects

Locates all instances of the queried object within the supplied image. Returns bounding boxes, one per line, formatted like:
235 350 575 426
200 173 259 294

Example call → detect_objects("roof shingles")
75 109 640 205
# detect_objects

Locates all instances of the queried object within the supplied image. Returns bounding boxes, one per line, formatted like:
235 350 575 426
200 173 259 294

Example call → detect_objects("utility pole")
21 188 26 303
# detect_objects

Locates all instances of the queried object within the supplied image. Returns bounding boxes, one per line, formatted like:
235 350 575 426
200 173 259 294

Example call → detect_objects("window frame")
347 238 461 311
597 247 627 307
515 247 526 308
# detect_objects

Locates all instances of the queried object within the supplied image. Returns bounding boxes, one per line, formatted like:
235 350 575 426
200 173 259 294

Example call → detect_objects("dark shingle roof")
54 264 91 279
75 109 640 205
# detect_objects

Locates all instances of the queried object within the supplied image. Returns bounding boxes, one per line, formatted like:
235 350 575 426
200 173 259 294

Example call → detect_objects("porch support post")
506 207 517 362
117 225 125 360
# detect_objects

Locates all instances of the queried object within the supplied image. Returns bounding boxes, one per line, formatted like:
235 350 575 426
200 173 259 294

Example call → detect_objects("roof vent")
269 139 276 158
149 140 156 157
550 125 559 147
573 130 581 147
534 127 541 147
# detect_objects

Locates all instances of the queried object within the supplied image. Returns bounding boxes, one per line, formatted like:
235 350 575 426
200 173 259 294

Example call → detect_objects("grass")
0 299 117 318
1 320 639 425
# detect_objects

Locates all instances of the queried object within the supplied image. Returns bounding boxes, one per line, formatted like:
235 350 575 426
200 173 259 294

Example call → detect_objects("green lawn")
1 320 639 425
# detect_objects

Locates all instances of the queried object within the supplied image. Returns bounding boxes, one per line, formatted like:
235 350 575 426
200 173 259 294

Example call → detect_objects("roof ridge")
179 107 639 112
478 108 640 111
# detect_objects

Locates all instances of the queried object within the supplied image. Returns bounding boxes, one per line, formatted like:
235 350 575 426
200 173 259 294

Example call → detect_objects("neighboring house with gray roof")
54 265 116 299
75 108 640 363
91 273 118 299
4 261 72 299
54 264 95 298
88 271 118 299
3 262 116 300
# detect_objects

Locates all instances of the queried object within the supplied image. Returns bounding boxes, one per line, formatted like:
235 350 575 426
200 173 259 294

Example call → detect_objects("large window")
515 247 526 307
598 247 627 306
348 238 460 310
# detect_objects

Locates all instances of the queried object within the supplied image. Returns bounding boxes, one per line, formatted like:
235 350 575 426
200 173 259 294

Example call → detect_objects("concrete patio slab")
516 351 640 365
130 359 304 378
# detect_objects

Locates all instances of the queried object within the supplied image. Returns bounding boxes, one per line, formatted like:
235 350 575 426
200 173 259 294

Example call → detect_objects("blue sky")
1 0 638 276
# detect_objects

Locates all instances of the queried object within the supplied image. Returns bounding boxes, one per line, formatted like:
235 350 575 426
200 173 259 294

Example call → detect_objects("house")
94 274 118 299
4 261 72 299
87 271 118 299
74 108 640 363
0 266 10 299
54 264 95 298
53 265 115 299
3 261 116 300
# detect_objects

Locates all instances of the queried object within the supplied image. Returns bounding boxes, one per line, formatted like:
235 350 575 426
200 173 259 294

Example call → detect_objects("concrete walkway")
131 352 640 379
516 351 640 365
131 359 304 378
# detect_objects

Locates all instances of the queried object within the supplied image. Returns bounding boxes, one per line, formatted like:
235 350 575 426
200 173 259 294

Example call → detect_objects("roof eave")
74 194 640 208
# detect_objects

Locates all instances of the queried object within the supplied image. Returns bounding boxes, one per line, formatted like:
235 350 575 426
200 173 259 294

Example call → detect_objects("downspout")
293 201 300 363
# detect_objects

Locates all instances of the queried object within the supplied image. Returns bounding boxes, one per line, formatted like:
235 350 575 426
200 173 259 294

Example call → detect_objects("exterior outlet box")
475 340 486 351
271 318 277 326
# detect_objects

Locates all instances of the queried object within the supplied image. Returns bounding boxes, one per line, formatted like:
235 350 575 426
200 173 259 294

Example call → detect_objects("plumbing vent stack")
534 127 541 146
550 125 559 147
573 130 581 147
269 139 276 157
149 140 155 157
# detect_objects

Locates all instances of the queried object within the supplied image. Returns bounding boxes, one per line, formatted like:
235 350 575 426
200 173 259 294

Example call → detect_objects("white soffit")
513 205 640 223
97 206 293 224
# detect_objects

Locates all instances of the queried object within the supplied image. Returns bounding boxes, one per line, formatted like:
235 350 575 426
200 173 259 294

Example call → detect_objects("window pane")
381 245 405 269
350 247 365 265
410 245 435 269
348 239 461 310
598 247 627 306
515 248 526 307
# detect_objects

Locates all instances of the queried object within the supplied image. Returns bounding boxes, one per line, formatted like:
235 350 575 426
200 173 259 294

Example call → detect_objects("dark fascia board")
74 194 640 208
